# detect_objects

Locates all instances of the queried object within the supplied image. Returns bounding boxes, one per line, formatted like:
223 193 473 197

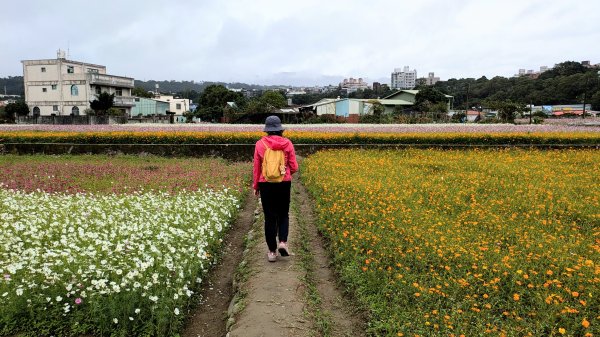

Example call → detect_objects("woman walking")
253 116 298 262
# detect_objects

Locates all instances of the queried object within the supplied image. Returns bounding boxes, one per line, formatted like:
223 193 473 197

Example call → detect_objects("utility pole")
465 83 470 123
530 103 533 124
582 75 589 119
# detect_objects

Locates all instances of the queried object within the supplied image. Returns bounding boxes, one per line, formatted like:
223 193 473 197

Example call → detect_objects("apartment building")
391 66 417 90
425 72 440 85
340 77 370 93
21 50 135 116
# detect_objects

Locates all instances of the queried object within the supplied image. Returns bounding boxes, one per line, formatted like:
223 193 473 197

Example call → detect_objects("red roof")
553 110 583 116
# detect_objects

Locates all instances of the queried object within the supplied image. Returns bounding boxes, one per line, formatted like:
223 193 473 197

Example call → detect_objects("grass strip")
292 184 333 336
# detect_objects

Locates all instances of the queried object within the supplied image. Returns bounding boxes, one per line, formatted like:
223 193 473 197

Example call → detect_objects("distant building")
302 89 454 121
383 90 453 112
130 97 170 117
21 50 135 116
425 72 440 86
340 77 369 93
391 66 417 90
154 95 191 121
515 65 550 78
285 89 307 96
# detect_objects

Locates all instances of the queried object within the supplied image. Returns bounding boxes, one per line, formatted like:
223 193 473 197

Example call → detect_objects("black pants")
259 181 291 252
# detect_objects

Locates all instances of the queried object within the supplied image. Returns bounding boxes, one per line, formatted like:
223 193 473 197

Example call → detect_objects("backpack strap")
261 139 270 150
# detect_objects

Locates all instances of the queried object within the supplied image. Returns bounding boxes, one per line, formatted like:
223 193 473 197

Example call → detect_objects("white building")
340 77 370 93
391 66 417 90
155 95 192 117
21 50 135 116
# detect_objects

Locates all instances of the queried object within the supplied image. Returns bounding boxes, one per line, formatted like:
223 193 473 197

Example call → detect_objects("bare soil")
181 190 255 337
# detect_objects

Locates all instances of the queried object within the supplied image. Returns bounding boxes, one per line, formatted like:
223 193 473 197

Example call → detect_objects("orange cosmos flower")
582 318 590 328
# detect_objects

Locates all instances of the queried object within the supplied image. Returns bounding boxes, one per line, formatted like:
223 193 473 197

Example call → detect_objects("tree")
591 91 600 111
132 87 154 98
5 101 30 117
538 61 587 79
486 100 527 123
414 86 448 112
90 93 115 115
260 91 287 108
368 100 385 116
196 85 244 122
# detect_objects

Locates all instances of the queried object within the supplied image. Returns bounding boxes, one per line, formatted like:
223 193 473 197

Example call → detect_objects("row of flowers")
0 187 241 336
0 155 250 194
1 122 599 133
302 148 600 336
0 156 250 336
1 130 599 145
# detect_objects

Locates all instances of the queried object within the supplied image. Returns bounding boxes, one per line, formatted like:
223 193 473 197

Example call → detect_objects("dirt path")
181 190 255 337
227 187 311 337
182 177 366 337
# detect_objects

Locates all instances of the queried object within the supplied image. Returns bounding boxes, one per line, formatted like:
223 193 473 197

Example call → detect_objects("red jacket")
253 135 298 190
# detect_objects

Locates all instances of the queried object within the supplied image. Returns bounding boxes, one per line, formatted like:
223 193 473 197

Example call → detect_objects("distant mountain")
250 72 344 87
133 79 293 94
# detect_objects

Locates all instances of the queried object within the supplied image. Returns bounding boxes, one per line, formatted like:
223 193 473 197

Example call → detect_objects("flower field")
0 155 250 336
0 128 599 146
302 149 600 336
1 122 599 133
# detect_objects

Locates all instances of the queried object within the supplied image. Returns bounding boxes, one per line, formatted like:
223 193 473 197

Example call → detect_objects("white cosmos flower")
0 187 240 330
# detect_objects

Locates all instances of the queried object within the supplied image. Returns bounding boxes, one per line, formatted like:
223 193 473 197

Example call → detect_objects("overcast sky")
2 0 599 86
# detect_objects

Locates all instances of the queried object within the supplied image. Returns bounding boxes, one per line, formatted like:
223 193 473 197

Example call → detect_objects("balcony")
88 73 134 88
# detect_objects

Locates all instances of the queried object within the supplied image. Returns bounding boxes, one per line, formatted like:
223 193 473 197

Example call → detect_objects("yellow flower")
559 328 566 334
513 293 520 301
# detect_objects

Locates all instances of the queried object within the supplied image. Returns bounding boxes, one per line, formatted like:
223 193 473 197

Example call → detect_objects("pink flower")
75 298 82 305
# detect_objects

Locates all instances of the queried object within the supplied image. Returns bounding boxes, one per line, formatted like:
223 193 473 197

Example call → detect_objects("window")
42 88 47 92
116 88 122 96
135 98 140 102
87 68 99 73
53 105 58 111
95 86 101 95
176 103 182 110
72 106 80 116
41 67 46 72
67 66 74 73
51 84 57 90
33 107 40 116
71 85 79 96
